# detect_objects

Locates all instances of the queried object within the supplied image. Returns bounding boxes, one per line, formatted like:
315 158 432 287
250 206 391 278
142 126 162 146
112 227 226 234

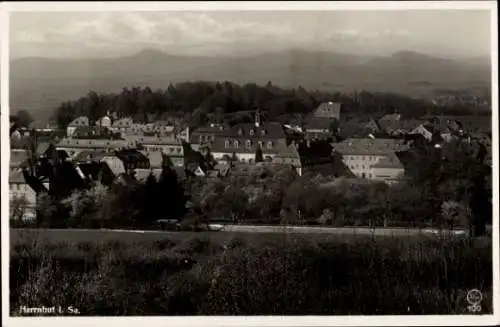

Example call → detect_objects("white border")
1 1 499 327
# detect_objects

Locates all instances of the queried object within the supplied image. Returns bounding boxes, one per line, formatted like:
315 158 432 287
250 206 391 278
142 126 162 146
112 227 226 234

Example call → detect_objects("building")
303 117 333 141
9 170 46 221
210 114 288 164
370 153 406 184
97 113 112 129
190 124 227 151
135 136 185 167
333 138 409 181
420 115 491 133
101 149 150 176
312 102 341 119
56 137 132 159
66 116 90 137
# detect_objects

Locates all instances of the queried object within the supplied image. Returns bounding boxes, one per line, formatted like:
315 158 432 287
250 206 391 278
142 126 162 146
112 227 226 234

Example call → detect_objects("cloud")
10 12 299 57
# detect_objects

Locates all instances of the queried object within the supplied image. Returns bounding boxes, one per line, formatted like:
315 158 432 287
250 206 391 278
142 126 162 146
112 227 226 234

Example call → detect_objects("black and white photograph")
1 1 498 325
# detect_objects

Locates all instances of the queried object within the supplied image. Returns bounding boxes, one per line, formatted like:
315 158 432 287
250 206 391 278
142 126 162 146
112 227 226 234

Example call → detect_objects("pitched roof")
36 142 52 155
114 149 150 166
379 113 402 121
9 169 26 184
73 150 108 163
274 143 301 159
139 150 164 168
68 116 89 127
334 138 409 156
134 168 163 182
313 102 341 118
378 119 424 131
371 153 405 169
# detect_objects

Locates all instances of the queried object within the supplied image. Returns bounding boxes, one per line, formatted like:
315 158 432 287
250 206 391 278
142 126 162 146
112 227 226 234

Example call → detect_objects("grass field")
10 228 493 315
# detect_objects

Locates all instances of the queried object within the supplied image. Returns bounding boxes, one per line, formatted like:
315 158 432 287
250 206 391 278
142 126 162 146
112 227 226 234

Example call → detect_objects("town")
9 83 492 234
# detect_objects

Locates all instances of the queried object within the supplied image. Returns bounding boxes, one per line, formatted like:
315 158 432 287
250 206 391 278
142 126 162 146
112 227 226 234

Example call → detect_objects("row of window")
144 146 182 154
344 155 380 161
224 140 273 150
10 184 27 191
238 129 266 136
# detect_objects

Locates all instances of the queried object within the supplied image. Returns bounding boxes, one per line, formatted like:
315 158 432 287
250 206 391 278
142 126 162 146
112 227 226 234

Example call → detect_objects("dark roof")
226 122 286 139
305 117 333 130
115 149 150 166
73 150 108 163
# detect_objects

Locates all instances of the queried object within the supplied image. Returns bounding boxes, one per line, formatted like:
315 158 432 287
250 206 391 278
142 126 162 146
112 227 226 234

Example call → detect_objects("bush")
10 234 492 315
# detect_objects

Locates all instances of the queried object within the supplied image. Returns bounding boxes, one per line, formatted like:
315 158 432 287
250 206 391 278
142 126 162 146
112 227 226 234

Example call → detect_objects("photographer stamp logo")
466 289 482 313
18 305 81 315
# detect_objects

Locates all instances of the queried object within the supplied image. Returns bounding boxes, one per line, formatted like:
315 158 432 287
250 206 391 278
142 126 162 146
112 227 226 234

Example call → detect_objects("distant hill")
10 49 491 122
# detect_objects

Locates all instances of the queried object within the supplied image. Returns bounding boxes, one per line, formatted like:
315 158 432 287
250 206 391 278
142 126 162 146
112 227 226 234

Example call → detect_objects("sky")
9 10 492 59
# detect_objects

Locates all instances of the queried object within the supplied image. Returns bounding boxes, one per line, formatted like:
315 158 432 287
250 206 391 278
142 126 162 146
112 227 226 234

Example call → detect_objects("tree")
157 166 187 220
255 145 264 163
15 110 34 128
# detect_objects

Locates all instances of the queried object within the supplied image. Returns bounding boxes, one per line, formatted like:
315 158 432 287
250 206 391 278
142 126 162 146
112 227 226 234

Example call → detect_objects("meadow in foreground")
10 231 492 315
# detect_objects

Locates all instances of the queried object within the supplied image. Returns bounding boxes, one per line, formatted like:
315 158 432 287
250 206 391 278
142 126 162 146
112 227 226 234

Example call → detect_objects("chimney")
255 110 261 128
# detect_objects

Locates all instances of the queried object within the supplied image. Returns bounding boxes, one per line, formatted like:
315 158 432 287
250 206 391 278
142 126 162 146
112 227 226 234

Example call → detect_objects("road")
210 224 468 237
11 224 468 238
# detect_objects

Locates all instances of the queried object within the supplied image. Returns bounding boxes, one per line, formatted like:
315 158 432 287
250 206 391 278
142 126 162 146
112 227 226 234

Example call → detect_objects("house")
210 112 288 164
420 115 491 133
135 136 185 167
9 170 45 220
272 143 303 176
333 138 409 181
111 117 134 134
66 116 90 137
96 113 112 128
102 149 150 176
303 117 334 141
190 125 227 151
312 102 341 119
411 124 434 142
370 153 406 184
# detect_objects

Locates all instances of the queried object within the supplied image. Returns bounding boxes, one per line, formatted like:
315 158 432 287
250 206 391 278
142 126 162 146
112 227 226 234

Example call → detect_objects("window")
176 148 181 154
258 141 263 148
249 129 255 136
169 147 174 153
234 140 239 149
267 141 273 150
225 140 230 148
261 130 266 136
246 140 252 149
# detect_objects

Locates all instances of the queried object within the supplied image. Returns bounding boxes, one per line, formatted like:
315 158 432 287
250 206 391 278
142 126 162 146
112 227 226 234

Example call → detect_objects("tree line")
52 81 483 130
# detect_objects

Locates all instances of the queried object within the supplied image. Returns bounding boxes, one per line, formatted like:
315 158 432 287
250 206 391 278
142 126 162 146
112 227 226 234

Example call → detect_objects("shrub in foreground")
10 235 492 315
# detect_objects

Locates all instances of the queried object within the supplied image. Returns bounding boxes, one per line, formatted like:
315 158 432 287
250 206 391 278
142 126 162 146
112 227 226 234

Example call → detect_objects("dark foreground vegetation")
10 231 492 315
